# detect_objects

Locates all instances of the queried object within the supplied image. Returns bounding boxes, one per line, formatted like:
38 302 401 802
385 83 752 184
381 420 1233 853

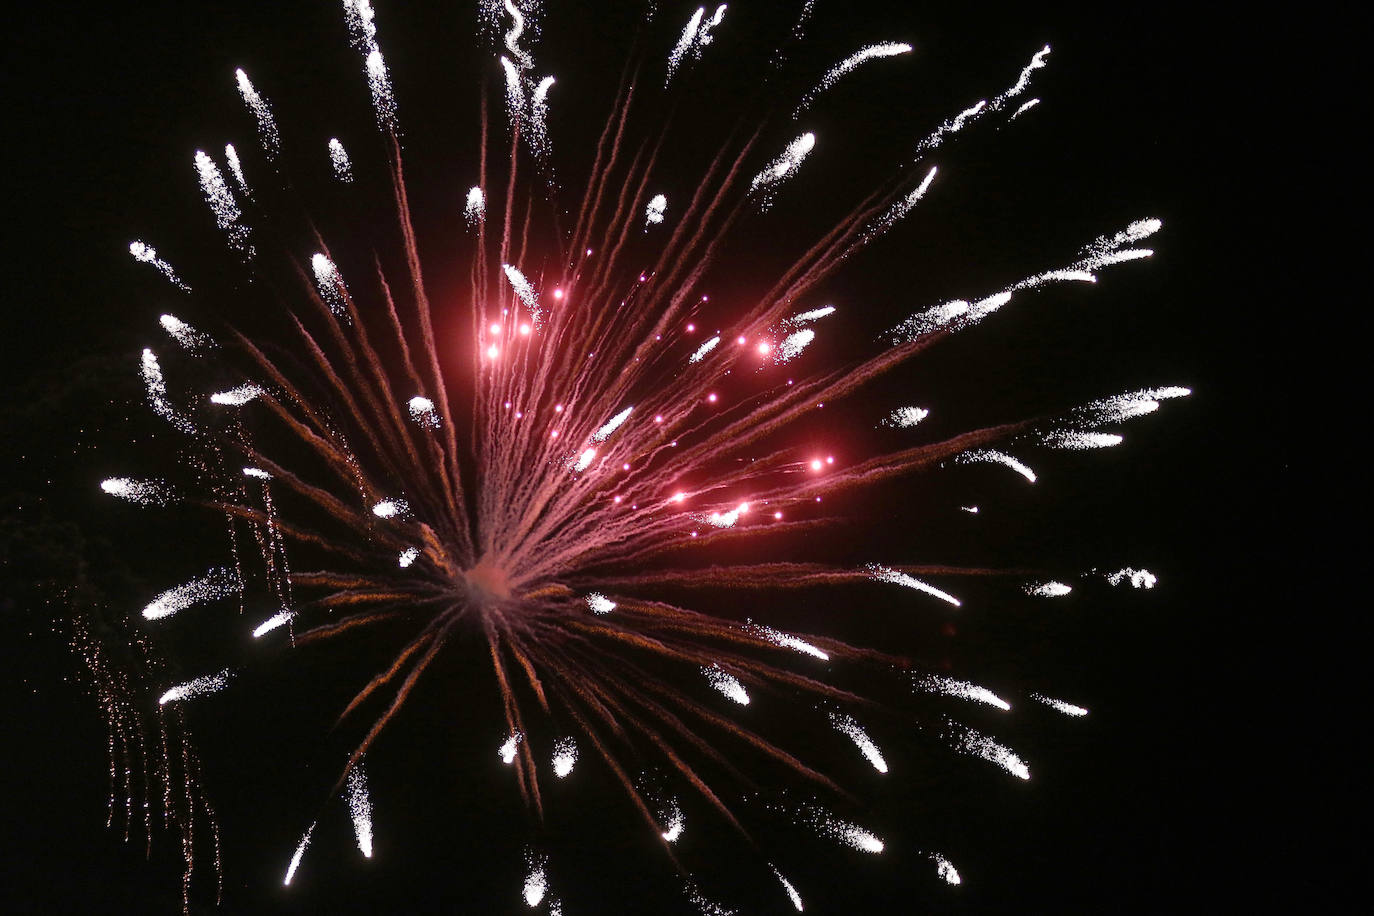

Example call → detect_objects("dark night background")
2 1 1305 913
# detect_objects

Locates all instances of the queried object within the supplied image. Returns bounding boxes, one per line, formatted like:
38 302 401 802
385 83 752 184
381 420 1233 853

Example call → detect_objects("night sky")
2 2 1292 913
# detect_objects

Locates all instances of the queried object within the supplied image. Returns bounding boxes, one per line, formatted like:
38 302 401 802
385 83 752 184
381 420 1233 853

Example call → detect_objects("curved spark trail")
85 3 1191 912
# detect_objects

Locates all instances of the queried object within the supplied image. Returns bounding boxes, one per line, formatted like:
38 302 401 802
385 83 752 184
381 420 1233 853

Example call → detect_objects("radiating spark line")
252 609 295 638
946 721 1030 779
311 253 347 316
828 711 888 773
284 822 315 886
955 449 1036 483
592 406 633 442
586 593 616 615
235 68 279 160
551 737 578 777
523 854 547 906
224 143 249 194
1105 567 1157 589
686 881 739 915
502 264 543 328
932 852 961 884
129 241 189 291
702 665 749 705
1029 693 1089 716
527 75 555 159
782 305 835 327
99 476 174 507
398 547 420 567
141 348 196 434
747 623 829 661
499 731 523 764
243 467 272 480
345 760 373 857
159 314 211 352
465 186 485 225
645 193 667 226
689 335 720 364
772 329 814 364
750 132 816 206
1010 97 1040 119
881 406 929 428
660 797 684 842
158 669 232 706
343 1 397 130
863 165 937 241
209 383 264 406
795 42 913 117
915 46 1050 156
371 498 408 518
142 568 239 621
1025 581 1072 597
915 674 1011 710
407 395 441 428
328 138 354 182
867 564 962 607
666 5 727 85
1075 386 1191 425
1043 430 1123 449
772 866 804 910
792 804 884 853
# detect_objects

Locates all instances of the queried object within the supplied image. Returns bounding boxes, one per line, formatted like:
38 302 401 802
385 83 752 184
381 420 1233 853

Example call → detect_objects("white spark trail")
772 866 804 910
645 193 667 226
99 476 174 507
371 498 408 519
782 305 835 327
158 669 232 706
747 623 829 661
955 449 1036 483
209 383 264 406
1075 385 1191 425
796 805 884 853
159 314 211 352
863 165 937 241
828 711 888 773
932 853 961 884
915 46 1050 156
343 1 398 130
284 822 315 886
224 144 249 195
252 609 295 638
502 264 543 327
500 56 526 121
1105 567 1157 589
1043 430 1123 449
407 396 441 428
141 348 195 434
1025 581 1072 597
398 547 420 567
499 731 523 764
527 75 555 159
1030 693 1089 716
311 253 348 316
666 5 727 85
551 737 578 777
795 42 913 117
772 329 814 364
689 335 720 364
242 467 272 480
129 241 189 291
235 68 279 160
465 187 485 225
586 593 616 615
702 665 750 705
750 132 816 207
592 406 633 442
915 674 1011 710
660 797 684 842
880 406 929 428
142 568 239 621
345 760 373 857
328 138 354 182
523 856 547 906
867 564 962 607
946 722 1031 779
1010 98 1040 120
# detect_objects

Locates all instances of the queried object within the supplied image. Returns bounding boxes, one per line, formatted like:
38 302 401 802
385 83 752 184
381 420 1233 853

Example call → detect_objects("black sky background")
1 1 1301 913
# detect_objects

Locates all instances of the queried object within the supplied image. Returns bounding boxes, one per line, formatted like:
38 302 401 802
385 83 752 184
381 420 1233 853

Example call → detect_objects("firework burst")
88 1 1189 911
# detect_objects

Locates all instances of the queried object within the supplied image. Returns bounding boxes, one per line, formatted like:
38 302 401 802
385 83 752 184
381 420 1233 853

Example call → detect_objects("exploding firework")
85 1 1190 911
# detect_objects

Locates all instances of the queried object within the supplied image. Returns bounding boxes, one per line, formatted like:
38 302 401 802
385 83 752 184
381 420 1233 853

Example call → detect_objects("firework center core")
463 558 513 602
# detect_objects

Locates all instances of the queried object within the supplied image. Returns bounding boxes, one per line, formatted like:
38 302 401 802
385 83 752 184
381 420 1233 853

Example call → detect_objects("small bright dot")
707 393 717 403
654 415 663 423
670 440 678 446
738 503 749 513
515 411 523 419
826 455 834 464
811 459 823 471
758 342 771 354
701 295 709 301
553 288 564 300
690 531 698 537
622 463 630 471
504 401 511 408
613 495 622 503
487 345 499 358
774 511 783 519
555 404 563 413
520 324 531 335
550 430 559 438
490 322 502 334
736 335 746 345
674 492 685 502
586 248 593 255
815 496 822 502
686 323 696 332
639 274 646 282
502 308 509 316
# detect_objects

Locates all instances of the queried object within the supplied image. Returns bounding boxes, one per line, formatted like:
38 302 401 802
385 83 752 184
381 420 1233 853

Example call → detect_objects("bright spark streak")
407 395 440 428
284 823 315 886
1044 430 1124 449
499 731 523 764
828 711 888 773
99 476 173 507
573 447 597 472
372 498 408 518
772 867 804 910
328 138 354 182
591 405 633 442
750 132 816 204
1077 386 1191 425
343 1 398 130
689 335 720 364
932 853 962 884
209 384 264 406
311 253 347 315
523 859 547 906
552 737 578 778
141 348 195 434
345 761 374 857
1010 97 1040 119
586 593 616 615
527 75 556 159
697 504 746 528
159 314 211 352
915 46 1050 156
947 722 1031 780
500 56 525 118
252 609 294 638
224 144 248 194
193 150 253 258
398 547 420 567
916 674 1011 710
773 328 814 364
881 406 928 428
142 568 239 621
502 264 543 328
783 305 835 327
748 623 829 661
795 42 913 117
702 665 749 705
1105 567 1157 589
645 193 667 226
956 449 1036 483
234 68 279 160
129 241 189 291
243 467 272 479
1030 693 1090 717
666 5 728 85
864 165 938 240
158 669 232 706
465 186 486 226
797 805 884 853
661 798 684 842
1026 581 1072 597
867 564 962 607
